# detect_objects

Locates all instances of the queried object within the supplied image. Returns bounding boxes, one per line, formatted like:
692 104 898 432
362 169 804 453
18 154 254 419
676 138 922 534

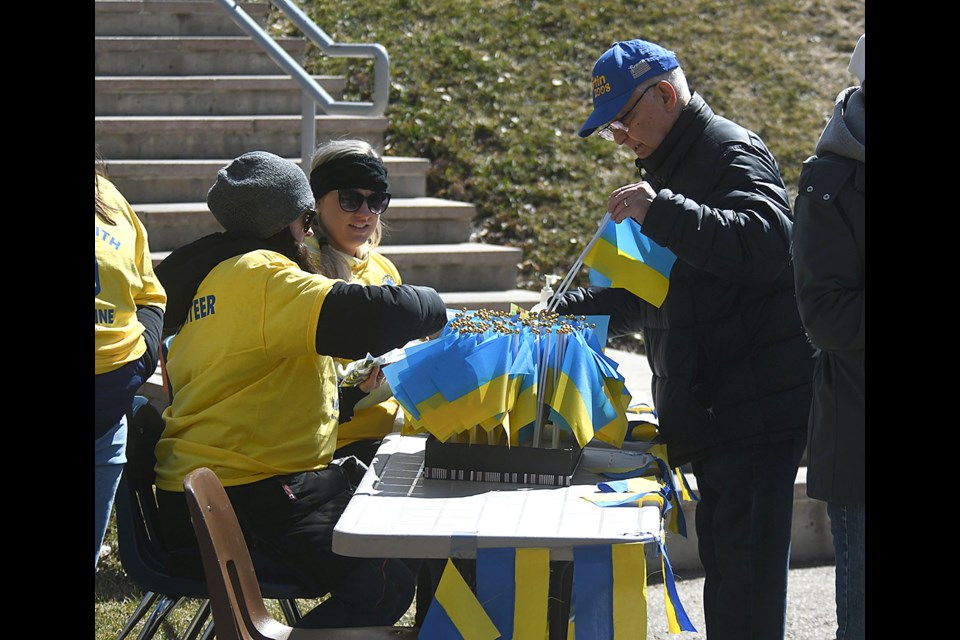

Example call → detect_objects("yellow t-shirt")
155 250 339 491
95 175 167 374
333 247 405 448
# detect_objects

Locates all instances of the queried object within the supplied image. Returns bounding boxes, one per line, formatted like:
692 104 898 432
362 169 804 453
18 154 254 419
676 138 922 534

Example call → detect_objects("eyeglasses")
597 82 660 141
302 211 316 230
338 189 392 216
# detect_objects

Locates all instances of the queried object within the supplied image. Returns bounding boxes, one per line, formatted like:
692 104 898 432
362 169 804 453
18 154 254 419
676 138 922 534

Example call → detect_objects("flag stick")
533 328 550 448
551 331 565 449
549 212 613 311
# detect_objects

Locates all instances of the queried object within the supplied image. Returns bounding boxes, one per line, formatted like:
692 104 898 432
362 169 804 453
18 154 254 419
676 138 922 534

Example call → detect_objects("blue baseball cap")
579 39 680 138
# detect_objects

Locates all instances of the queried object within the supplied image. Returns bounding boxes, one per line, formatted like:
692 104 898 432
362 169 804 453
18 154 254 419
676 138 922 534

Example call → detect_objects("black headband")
309 154 389 198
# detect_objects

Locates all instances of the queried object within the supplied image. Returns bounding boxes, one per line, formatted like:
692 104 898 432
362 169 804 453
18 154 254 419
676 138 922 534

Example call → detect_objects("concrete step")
95 1 270 37
103 156 429 203
94 115 387 160
151 242 523 292
377 243 523 292
95 75 346 116
135 196 474 251
95 36 308 75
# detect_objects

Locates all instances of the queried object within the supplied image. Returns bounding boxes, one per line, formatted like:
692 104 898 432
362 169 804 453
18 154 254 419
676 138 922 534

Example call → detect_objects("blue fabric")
828 502 864 640
571 544 614 638
95 415 127 570
690 436 804 640
95 357 147 439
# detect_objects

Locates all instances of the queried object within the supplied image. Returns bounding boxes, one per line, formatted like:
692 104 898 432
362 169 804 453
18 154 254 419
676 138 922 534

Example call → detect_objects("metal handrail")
212 0 390 170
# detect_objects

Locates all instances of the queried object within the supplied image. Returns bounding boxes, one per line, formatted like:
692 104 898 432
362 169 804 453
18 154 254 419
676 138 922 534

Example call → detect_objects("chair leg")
116 592 160 640
181 600 212 640
278 599 302 625
136 595 184 640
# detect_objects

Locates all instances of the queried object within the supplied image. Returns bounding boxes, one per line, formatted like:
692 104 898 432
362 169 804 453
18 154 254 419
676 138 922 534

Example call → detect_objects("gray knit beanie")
206 151 316 238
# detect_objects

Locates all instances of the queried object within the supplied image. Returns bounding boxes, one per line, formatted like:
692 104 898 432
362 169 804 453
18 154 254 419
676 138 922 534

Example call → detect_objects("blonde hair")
95 152 119 225
309 139 387 280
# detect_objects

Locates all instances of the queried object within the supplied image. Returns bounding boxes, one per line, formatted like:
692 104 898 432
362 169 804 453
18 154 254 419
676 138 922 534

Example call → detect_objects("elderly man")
552 39 814 640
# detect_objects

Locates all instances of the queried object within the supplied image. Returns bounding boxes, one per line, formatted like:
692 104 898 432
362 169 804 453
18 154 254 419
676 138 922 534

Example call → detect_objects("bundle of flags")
419 543 696 639
581 438 699 538
582 215 677 308
384 308 633 450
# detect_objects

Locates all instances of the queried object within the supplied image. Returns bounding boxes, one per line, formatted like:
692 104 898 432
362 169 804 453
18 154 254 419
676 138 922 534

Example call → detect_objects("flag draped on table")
570 543 648 639
420 543 694 639
419 559 501 640
384 309 632 449
582 439 698 538
583 216 677 308
419 549 551 640
476 548 551 640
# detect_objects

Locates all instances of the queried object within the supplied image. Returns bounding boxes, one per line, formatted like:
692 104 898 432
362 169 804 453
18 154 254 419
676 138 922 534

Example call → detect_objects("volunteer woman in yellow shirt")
306 140 407 464
153 151 447 628
95 161 166 571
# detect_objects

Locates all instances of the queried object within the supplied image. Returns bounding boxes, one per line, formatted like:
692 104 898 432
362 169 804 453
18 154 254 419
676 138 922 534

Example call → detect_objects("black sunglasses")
338 189 391 215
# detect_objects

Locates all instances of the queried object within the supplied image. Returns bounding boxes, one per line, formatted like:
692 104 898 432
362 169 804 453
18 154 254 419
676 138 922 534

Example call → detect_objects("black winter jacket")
792 84 865 505
554 94 814 466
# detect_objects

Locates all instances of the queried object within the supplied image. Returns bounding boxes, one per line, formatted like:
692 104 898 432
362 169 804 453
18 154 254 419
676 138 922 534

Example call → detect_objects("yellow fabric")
95 175 166 374
662 554 682 634
434 559 501 640
612 543 647 640
514 548 550 640
155 250 339 491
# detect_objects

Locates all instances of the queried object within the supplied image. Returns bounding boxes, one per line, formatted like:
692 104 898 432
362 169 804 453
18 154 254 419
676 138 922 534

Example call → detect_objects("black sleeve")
135 304 164 377
315 282 447 359
338 386 366 424
550 286 649 338
792 156 864 352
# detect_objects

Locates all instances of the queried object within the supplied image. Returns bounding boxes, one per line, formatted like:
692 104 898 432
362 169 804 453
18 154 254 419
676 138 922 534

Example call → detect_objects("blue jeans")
828 502 864 640
691 436 805 640
95 415 127 570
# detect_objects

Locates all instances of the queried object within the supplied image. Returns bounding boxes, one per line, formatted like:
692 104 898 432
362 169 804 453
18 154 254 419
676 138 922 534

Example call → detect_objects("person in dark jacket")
553 39 814 640
792 34 865 640
152 151 448 628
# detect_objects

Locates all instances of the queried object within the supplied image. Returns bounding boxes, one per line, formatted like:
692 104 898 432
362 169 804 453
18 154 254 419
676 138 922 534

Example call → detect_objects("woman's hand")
358 364 385 394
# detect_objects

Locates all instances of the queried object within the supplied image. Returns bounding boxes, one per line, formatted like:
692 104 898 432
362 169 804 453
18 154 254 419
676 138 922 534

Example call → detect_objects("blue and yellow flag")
657 539 697 634
545 330 631 448
583 217 677 308
419 559 501 640
476 548 550 640
570 543 648 639
385 310 632 449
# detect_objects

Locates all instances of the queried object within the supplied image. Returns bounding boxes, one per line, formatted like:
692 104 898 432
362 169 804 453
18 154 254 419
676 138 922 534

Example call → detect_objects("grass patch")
292 0 863 290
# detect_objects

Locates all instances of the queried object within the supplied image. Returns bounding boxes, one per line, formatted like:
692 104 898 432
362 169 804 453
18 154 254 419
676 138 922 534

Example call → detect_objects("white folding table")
332 433 665 639
333 433 663 560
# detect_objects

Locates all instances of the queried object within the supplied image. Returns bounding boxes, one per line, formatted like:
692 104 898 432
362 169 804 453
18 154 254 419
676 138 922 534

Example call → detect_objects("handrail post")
269 0 391 116
301 93 316 174
212 0 390 163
